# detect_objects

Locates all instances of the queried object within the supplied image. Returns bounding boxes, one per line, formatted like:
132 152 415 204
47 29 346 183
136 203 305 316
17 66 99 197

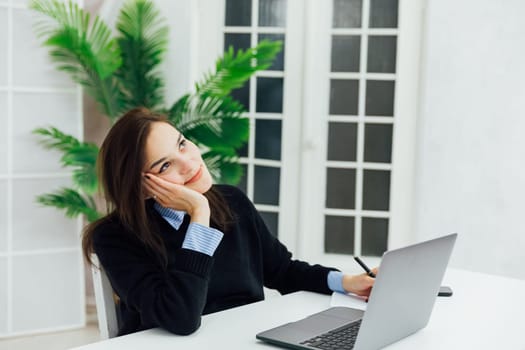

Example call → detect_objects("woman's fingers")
143 173 180 198
142 178 172 206
144 173 172 192
142 180 159 199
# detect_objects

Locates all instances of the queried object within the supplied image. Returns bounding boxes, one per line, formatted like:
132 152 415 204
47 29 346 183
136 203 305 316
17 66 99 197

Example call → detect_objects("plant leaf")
36 187 101 222
202 150 243 184
30 0 124 119
170 93 249 152
116 0 169 111
196 40 282 97
61 143 99 194
33 126 81 152
34 126 99 194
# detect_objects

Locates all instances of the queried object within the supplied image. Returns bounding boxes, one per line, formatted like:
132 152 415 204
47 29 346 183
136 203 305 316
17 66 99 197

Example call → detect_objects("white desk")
72 269 525 349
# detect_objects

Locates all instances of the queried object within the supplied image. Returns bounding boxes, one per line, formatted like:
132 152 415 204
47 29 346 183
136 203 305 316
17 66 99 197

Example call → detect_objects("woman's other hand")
342 267 378 297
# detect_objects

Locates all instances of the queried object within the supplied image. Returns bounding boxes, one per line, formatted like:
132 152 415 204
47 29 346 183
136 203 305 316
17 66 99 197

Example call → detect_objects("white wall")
415 0 525 279
0 1 85 337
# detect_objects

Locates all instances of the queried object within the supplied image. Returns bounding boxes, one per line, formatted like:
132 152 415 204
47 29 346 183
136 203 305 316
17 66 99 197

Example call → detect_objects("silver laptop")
256 233 457 350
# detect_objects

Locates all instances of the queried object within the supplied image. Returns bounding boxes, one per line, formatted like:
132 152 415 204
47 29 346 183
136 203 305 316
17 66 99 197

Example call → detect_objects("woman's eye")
159 162 170 173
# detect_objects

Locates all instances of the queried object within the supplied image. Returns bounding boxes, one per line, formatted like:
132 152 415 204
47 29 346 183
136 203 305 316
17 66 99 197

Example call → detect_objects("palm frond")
33 126 80 152
61 143 99 194
202 151 243 185
195 40 282 97
34 126 99 194
60 142 98 166
168 92 249 152
36 187 101 222
168 93 191 126
116 0 169 111
30 0 124 119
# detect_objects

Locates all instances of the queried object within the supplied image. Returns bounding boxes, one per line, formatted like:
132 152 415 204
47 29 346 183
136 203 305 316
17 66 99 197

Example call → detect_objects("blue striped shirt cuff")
327 271 345 293
182 222 224 256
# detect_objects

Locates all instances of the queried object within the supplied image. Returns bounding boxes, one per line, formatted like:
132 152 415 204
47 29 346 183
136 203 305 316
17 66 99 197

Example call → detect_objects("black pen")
354 256 376 278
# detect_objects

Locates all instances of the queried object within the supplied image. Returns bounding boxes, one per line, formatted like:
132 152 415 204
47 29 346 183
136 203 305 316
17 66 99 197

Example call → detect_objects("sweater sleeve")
229 187 338 295
93 223 213 335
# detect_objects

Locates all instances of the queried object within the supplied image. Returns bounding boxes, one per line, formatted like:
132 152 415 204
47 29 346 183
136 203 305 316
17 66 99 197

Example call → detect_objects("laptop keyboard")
299 319 362 350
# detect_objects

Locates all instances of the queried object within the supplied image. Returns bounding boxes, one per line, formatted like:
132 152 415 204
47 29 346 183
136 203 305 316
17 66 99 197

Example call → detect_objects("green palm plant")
30 0 281 222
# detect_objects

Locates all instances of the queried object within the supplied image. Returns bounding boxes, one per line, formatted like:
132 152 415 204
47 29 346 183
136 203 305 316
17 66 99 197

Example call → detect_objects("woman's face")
143 122 213 194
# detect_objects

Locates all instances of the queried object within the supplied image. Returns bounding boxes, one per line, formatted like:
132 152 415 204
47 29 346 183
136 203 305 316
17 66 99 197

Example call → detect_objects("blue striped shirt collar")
153 202 186 230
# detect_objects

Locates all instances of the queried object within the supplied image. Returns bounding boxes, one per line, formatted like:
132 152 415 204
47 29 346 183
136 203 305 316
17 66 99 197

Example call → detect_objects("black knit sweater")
93 184 336 336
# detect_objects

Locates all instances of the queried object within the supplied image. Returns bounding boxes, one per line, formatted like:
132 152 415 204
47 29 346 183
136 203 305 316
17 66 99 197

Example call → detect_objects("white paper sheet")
330 292 368 311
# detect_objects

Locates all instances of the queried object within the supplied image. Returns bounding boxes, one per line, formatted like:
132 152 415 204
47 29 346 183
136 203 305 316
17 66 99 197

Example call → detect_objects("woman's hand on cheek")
143 173 211 226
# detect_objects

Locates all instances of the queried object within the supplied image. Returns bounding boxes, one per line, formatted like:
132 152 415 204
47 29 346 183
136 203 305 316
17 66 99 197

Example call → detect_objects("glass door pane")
324 0 398 257
224 0 288 237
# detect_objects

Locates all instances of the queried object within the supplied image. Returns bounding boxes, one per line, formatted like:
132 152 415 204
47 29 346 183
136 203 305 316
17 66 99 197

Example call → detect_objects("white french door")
294 0 422 269
196 0 422 270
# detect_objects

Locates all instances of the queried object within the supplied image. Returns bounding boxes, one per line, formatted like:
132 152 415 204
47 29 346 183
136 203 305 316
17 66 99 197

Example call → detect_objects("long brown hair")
83 107 233 266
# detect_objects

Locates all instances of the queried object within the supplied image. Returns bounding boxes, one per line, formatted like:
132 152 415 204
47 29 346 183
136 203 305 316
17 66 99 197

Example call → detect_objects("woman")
83 107 376 336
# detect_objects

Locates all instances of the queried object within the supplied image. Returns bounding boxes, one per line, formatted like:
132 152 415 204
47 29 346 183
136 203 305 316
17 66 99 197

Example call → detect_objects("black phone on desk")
438 286 453 297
